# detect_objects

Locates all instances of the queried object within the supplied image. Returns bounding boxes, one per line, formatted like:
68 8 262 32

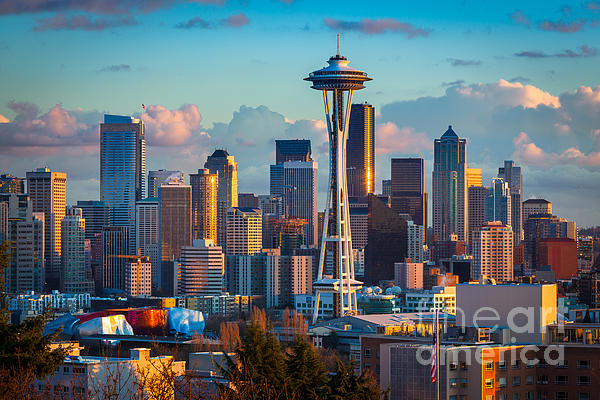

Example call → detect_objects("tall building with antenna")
305 38 370 322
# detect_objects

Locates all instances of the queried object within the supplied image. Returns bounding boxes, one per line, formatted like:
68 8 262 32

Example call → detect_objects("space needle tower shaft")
305 38 371 323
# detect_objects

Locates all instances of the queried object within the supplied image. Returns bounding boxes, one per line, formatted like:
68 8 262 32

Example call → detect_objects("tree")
327 360 381 400
285 335 329 399
0 241 67 389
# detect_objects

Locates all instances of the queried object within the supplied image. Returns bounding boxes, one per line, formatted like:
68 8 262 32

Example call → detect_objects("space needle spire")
305 39 371 323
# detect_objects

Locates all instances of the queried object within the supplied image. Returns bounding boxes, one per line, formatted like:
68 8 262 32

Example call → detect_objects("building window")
450 362 458 370
364 348 371 358
498 360 507 370
554 393 568 400
486 396 494 400
513 394 521 400
557 360 568 368
450 379 458 388
485 378 494 389
578 393 590 400
577 360 590 369
499 395 507 400
513 376 521 386
555 376 568 385
485 361 494 370
577 376 591 386
512 360 521 369
537 376 549 385
526 375 534 385
526 393 534 400
499 377 507 388
460 378 467 387
460 362 468 370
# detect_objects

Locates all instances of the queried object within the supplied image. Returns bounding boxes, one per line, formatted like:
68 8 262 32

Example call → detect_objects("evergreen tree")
0 241 67 378
285 335 329 400
327 359 381 400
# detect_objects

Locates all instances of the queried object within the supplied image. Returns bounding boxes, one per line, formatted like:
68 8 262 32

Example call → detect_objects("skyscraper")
471 221 513 282
148 170 183 198
204 150 238 248
347 103 375 196
271 161 318 246
100 114 146 254
275 139 312 164
0 174 24 194
2 193 44 293
498 160 523 244
406 220 425 263
466 168 482 187
523 199 552 225
225 207 262 256
467 186 487 246
26 167 66 289
391 158 426 228
101 226 129 292
484 178 512 227
159 176 192 263
61 207 94 293
433 126 467 242
76 200 110 240
136 197 160 289
381 179 391 196
238 193 259 209
180 239 224 296
190 169 218 243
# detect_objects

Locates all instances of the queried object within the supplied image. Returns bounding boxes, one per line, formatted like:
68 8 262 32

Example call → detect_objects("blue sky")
1 0 599 225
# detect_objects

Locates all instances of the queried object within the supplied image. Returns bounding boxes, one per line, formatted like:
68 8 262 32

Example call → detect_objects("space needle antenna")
336 34 340 56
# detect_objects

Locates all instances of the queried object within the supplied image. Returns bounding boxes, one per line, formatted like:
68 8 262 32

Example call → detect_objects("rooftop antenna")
336 33 340 56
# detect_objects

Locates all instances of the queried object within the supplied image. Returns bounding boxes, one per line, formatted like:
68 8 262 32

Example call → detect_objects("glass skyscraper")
100 114 146 254
347 103 375 197
498 160 523 244
433 126 467 242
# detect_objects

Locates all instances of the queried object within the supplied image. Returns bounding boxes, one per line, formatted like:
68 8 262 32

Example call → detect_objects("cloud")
0 102 100 155
0 0 222 15
442 80 466 87
446 58 482 67
510 10 531 26
583 1 600 11
141 104 206 147
221 12 249 27
33 13 137 31
513 132 600 166
538 19 585 32
324 17 430 37
375 122 430 154
515 45 598 58
175 16 210 29
98 64 131 72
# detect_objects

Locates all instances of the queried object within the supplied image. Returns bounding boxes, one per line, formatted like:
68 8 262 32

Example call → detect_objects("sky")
0 0 599 226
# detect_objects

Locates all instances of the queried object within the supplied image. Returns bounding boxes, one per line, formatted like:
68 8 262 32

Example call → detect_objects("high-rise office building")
406 220 425 263
349 199 368 250
76 200 110 240
238 193 259 209
381 179 391 196
537 238 577 279
101 226 129 292
394 260 424 289
364 194 408 285
125 258 152 296
100 114 145 254
225 207 262 256
467 186 487 246
136 197 160 289
190 169 218 243
148 170 183 198
204 149 238 248
523 213 572 270
275 139 312 164
159 177 192 263
498 160 523 244
577 236 594 274
3 193 44 293
180 239 224 296
391 158 426 228
433 126 467 242
0 174 24 194
0 201 7 243
522 199 552 223
466 168 482 187
258 195 283 248
484 178 511 227
471 221 513 282
271 161 318 246
347 103 375 196
61 207 94 293
26 167 66 289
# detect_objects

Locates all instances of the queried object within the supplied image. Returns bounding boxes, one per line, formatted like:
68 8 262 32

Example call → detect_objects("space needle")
305 37 371 323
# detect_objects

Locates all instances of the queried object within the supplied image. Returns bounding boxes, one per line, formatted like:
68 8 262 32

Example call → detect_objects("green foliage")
285 335 329 399
328 360 381 400
0 241 67 379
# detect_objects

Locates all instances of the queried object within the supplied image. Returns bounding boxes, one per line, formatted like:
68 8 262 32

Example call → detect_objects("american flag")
142 104 145 110
430 330 437 383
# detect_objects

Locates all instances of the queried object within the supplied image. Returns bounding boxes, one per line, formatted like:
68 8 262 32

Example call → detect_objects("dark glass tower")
391 158 426 228
347 103 375 197
275 139 312 164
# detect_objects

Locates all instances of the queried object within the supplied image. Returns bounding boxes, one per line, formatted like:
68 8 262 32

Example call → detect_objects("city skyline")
0 1 599 227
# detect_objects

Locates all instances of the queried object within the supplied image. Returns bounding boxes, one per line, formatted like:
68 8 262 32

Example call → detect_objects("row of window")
485 376 591 388
482 394 591 400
